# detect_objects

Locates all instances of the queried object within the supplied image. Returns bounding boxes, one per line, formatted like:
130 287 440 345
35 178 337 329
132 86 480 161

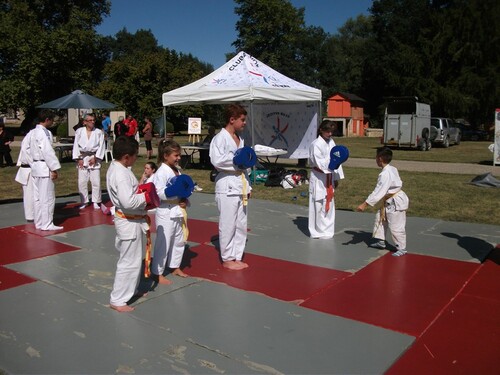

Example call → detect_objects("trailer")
383 97 432 151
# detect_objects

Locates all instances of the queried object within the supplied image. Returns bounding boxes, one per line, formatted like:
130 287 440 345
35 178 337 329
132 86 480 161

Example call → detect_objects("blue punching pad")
233 146 257 169
328 145 349 170
164 174 195 199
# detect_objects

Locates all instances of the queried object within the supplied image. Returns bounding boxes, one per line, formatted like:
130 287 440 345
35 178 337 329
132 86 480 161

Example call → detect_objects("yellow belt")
379 191 399 223
219 170 248 206
115 210 152 278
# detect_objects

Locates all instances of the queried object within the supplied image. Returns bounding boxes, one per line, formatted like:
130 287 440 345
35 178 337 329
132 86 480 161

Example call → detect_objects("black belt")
21 164 30 168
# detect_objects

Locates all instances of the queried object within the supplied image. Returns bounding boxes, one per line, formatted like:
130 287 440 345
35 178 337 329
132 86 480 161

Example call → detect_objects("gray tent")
37 90 116 109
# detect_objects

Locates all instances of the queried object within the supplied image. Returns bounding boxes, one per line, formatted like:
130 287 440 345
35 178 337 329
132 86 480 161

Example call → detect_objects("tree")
95 29 214 131
232 0 307 80
0 0 110 118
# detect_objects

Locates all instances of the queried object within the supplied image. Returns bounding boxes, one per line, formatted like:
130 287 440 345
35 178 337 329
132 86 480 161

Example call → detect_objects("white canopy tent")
162 51 322 158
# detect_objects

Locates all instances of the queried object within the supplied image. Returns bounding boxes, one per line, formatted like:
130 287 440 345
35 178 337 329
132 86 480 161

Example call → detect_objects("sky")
96 0 373 68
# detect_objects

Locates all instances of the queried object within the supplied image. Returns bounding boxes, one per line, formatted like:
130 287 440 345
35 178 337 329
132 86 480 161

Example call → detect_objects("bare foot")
222 260 245 270
235 260 249 269
158 275 173 285
110 304 135 312
172 268 189 278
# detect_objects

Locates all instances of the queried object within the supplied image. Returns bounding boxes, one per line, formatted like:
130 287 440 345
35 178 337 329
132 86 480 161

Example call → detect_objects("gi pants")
373 201 407 251
216 193 247 262
152 203 185 275
110 218 144 306
78 167 101 204
33 176 56 230
308 195 336 239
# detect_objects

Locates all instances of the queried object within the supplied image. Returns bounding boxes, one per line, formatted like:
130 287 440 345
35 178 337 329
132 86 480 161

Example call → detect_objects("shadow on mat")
343 230 397 251
441 232 494 262
292 216 309 236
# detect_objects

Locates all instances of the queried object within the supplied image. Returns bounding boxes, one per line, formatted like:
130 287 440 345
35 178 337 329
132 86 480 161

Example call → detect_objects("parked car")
454 123 489 141
430 117 461 147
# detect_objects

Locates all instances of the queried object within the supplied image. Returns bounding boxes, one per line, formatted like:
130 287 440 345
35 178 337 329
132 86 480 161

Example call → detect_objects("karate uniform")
72 127 105 205
308 136 344 239
29 124 61 230
366 164 409 251
209 128 252 262
151 163 187 275
106 161 147 307
15 130 34 221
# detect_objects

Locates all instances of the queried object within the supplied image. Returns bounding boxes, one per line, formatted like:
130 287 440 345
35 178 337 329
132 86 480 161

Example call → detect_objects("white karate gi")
15 130 34 221
308 136 344 239
72 127 105 205
29 124 61 230
151 163 186 275
209 128 252 262
106 161 147 307
366 164 409 251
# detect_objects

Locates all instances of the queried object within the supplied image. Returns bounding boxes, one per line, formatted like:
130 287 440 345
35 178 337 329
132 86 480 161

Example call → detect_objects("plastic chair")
104 138 113 163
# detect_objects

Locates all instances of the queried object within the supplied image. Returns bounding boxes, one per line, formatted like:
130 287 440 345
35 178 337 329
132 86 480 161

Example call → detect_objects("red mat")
0 266 37 291
461 247 500 303
183 244 351 302
386 294 500 374
0 227 80 265
301 253 480 336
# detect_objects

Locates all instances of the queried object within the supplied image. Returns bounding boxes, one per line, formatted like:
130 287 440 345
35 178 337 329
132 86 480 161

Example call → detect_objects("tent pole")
250 101 255 184
163 106 166 139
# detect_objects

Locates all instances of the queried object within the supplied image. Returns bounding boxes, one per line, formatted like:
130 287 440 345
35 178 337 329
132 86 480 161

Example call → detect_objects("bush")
56 122 69 138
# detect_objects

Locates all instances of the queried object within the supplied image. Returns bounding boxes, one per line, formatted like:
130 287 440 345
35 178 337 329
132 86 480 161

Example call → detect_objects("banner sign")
242 102 318 159
188 117 201 135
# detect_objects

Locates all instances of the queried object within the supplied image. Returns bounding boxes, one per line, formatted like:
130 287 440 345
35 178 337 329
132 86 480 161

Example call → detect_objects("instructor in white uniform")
29 110 62 231
72 113 105 209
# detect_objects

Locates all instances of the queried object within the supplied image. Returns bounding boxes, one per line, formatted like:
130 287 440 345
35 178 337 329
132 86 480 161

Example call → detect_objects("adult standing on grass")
356 147 409 257
29 109 62 231
0 122 15 167
209 104 252 270
142 116 154 160
308 120 344 239
72 113 105 210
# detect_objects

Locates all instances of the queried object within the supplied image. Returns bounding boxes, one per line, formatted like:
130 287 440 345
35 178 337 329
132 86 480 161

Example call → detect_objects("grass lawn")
1 135 498 225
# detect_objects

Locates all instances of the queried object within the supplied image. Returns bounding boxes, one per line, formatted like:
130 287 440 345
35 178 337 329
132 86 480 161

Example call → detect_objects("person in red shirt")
124 115 138 139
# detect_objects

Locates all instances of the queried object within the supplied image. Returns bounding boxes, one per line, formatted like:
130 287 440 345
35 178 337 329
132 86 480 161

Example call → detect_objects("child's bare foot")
158 275 173 285
235 260 249 269
172 268 189 278
222 260 245 270
110 304 134 312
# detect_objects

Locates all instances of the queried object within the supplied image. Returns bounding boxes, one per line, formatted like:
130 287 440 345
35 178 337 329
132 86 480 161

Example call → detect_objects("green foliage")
56 122 68 138
0 0 110 113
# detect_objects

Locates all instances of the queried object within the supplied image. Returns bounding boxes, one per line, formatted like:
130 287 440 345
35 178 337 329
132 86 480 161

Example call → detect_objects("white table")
53 142 74 161
255 149 288 167
181 144 210 168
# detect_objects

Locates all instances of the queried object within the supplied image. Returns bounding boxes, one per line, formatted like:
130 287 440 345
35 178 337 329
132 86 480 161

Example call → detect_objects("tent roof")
162 51 321 106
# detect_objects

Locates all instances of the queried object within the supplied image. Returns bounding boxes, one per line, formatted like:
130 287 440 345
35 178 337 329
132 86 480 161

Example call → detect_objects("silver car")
430 117 461 147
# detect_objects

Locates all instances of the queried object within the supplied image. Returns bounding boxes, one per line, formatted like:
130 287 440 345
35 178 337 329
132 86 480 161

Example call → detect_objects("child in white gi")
72 113 105 210
151 140 189 284
139 161 158 185
15 129 34 222
308 120 344 239
29 110 63 231
209 104 252 270
107 136 148 312
357 147 409 257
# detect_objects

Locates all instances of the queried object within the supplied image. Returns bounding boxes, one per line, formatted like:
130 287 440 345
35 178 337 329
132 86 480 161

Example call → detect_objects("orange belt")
115 210 152 278
314 167 334 212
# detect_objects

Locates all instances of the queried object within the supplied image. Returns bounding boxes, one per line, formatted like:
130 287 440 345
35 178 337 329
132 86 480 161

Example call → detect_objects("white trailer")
383 97 432 151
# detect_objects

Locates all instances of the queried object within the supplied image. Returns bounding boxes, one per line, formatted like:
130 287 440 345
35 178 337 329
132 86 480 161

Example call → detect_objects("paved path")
278 157 500 176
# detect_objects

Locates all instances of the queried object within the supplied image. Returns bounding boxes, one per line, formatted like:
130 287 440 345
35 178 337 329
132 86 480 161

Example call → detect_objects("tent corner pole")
163 106 166 139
